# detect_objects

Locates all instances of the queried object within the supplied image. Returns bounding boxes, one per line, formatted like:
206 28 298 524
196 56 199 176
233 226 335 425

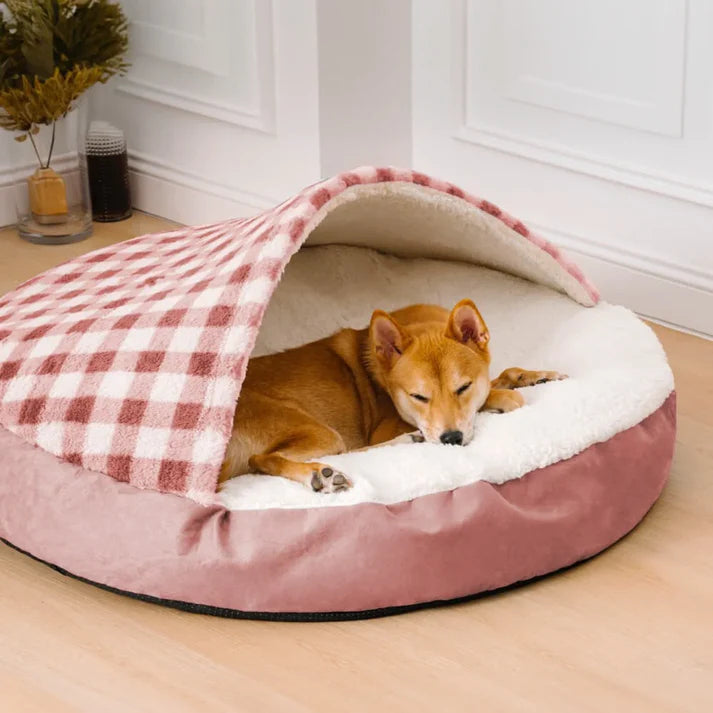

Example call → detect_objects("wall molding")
496 0 688 137
645 315 713 343
453 0 711 209
118 0 276 133
0 152 77 188
531 221 713 294
534 221 713 337
128 149 275 225
126 144 713 336
454 125 713 210
117 77 274 133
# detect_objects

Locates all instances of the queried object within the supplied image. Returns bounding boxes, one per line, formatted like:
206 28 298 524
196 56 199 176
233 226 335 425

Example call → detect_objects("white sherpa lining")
219 244 673 511
305 182 596 306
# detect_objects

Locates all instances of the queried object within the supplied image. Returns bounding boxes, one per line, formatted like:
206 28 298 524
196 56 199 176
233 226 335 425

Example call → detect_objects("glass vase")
10 99 92 245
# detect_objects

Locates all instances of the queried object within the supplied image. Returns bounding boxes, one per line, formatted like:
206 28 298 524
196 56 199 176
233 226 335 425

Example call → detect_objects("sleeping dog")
219 300 566 492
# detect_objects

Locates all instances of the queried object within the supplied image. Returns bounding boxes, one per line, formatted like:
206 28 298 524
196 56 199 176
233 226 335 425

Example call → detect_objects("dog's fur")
219 300 566 492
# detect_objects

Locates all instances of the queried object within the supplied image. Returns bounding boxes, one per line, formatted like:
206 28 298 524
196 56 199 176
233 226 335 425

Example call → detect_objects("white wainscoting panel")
454 0 713 207
92 0 321 224
413 0 713 335
4 1 711 337
119 0 275 131
495 0 686 136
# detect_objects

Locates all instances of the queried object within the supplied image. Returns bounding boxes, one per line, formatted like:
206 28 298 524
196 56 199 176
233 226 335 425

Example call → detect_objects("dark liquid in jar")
86 151 132 222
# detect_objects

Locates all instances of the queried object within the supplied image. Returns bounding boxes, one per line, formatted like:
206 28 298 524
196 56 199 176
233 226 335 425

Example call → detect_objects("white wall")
93 0 412 225
92 0 322 224
2 0 712 336
317 0 412 176
412 0 713 336
2 1 318 227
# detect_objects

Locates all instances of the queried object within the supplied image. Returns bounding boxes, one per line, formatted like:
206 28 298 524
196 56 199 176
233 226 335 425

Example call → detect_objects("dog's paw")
492 368 568 390
532 370 568 385
482 389 525 413
506 370 568 388
310 466 352 493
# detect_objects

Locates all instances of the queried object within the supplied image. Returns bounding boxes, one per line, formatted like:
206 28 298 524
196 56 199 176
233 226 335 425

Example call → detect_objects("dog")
219 299 566 493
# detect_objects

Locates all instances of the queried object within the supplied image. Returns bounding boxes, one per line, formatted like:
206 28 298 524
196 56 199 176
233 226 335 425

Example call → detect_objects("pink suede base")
0 394 675 616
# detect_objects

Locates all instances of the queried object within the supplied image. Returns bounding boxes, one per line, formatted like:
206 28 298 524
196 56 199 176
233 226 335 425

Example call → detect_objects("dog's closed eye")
410 393 429 403
455 381 472 396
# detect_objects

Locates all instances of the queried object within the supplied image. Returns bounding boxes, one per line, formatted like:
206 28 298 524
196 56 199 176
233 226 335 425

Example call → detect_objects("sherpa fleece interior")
219 241 673 512
303 182 595 306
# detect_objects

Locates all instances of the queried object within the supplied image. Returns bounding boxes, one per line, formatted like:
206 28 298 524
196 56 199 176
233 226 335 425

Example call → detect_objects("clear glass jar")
10 99 92 245
85 120 132 222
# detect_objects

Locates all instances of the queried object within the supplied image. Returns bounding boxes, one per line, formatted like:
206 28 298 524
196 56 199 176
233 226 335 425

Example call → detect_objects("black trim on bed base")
0 530 643 622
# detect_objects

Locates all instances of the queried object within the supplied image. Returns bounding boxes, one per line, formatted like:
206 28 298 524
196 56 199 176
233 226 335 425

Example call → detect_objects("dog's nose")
440 430 463 446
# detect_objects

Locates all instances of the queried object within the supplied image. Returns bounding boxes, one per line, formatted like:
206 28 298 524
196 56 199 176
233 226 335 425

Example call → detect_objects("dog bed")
0 166 675 620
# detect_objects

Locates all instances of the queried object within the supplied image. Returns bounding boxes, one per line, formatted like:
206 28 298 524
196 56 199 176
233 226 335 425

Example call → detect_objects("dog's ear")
369 310 412 369
445 299 489 349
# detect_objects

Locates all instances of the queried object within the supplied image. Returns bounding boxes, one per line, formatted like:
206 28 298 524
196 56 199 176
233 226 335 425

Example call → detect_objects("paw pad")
310 466 352 493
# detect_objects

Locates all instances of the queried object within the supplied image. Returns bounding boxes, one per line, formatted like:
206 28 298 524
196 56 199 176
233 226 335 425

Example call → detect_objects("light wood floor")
1 216 711 713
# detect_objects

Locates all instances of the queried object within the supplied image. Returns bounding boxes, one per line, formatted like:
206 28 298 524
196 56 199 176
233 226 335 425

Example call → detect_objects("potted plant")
0 0 128 243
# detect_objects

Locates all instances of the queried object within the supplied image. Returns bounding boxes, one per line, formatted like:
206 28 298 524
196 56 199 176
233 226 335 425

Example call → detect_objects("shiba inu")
219 300 566 492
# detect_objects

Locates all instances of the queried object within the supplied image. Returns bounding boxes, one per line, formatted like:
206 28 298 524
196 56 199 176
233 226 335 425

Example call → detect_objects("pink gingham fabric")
0 167 599 503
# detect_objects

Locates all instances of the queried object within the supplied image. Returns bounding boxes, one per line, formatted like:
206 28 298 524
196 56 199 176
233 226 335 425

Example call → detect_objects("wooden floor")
1 216 711 712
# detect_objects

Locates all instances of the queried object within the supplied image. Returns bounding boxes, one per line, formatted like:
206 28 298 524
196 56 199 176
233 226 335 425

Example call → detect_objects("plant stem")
45 121 57 168
28 132 43 167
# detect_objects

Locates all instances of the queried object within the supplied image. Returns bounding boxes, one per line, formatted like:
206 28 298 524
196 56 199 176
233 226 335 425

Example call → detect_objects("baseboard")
645 316 713 342
128 150 276 225
6 155 710 337
535 223 713 337
2 152 273 228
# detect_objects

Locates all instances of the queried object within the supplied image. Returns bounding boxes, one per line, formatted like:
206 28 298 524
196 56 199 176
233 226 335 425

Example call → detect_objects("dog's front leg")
349 417 424 452
369 417 422 446
491 367 568 390
350 431 424 453
482 368 567 413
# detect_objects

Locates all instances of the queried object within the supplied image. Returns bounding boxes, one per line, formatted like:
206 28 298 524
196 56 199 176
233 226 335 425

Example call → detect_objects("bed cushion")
0 167 676 619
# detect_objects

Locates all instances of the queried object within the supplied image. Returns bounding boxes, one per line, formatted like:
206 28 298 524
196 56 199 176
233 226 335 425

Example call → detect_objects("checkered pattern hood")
0 167 599 504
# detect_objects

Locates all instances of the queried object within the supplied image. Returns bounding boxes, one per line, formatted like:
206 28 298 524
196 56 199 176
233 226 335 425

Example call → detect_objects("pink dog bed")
0 167 675 619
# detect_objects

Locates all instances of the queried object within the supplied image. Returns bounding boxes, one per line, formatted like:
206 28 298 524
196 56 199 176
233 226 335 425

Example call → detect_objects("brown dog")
219 300 566 492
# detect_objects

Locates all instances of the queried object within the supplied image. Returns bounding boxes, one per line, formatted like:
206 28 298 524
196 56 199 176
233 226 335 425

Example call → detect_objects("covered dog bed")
0 166 675 619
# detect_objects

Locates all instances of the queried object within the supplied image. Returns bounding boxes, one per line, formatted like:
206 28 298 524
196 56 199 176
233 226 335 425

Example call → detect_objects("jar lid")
86 121 126 155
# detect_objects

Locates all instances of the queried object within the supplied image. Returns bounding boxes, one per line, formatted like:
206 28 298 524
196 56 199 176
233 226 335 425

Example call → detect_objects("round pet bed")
0 166 675 620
